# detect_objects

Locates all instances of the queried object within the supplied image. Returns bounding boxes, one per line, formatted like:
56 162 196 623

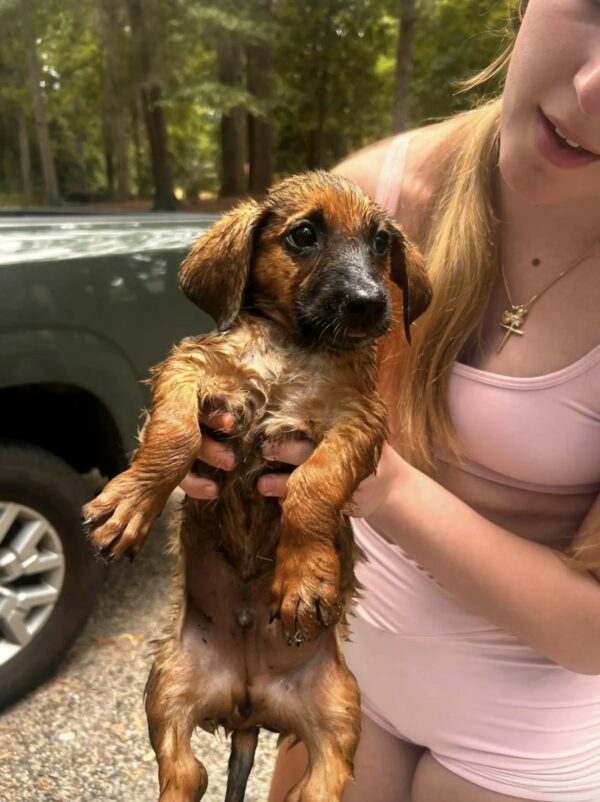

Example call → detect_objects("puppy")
83 171 432 802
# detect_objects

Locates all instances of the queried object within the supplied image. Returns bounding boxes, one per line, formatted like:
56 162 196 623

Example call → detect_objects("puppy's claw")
269 609 280 625
315 598 330 628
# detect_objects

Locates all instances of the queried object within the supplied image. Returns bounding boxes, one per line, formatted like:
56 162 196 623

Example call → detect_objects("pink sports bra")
376 133 600 496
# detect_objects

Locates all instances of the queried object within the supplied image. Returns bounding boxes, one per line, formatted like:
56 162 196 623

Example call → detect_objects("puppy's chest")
232 339 358 442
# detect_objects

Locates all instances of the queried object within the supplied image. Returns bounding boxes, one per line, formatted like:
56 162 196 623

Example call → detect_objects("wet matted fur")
83 171 432 802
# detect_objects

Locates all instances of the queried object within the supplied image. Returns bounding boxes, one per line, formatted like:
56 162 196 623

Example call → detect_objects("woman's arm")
364 445 600 675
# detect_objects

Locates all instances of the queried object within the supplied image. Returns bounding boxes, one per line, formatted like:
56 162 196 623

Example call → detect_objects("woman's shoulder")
332 117 462 244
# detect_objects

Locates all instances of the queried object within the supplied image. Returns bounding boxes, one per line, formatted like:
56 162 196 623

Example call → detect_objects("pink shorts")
344 518 600 802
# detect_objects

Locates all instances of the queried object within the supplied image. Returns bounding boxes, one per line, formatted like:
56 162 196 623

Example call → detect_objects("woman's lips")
534 108 600 169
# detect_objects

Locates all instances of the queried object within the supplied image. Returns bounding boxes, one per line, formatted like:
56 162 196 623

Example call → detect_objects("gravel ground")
0 490 278 802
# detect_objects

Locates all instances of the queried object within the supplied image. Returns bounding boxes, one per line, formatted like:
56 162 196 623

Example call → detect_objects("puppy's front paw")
82 472 164 562
270 540 342 644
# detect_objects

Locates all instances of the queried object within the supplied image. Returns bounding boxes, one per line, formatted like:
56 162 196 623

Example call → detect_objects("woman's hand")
178 414 316 500
180 415 402 521
346 442 403 519
256 437 315 498
178 412 237 499
258 439 403 523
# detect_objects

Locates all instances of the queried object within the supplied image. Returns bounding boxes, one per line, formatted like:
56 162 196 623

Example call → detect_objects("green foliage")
272 0 396 173
0 0 518 205
411 0 516 124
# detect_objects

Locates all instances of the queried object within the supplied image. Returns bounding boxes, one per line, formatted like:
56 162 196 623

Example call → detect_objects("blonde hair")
381 98 502 473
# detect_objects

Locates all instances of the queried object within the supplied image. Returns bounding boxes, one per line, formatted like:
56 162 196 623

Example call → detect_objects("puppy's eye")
373 230 390 256
286 222 318 250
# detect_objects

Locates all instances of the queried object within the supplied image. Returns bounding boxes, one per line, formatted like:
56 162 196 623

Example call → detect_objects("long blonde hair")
381 98 503 472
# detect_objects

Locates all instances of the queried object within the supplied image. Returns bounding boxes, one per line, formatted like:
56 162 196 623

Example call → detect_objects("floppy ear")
179 199 265 331
388 227 432 344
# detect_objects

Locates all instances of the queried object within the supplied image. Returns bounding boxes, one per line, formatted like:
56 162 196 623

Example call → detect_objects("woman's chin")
499 153 580 207
498 138 600 208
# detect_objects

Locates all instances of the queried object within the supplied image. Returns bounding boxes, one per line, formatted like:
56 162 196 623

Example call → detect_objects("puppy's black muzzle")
296 278 391 351
342 285 388 332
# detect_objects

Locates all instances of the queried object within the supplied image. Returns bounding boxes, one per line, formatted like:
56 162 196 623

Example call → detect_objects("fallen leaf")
106 725 128 744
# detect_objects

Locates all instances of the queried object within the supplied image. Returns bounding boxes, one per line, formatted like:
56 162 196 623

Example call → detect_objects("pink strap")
374 133 414 217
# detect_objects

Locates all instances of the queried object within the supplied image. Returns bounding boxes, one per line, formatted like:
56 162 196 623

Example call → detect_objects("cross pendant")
496 305 528 353
496 322 524 353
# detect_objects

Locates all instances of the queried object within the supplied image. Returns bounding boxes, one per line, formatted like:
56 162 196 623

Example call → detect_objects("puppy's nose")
342 287 387 328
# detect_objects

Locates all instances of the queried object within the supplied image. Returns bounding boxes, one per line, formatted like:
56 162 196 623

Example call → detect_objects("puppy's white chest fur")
223 316 371 442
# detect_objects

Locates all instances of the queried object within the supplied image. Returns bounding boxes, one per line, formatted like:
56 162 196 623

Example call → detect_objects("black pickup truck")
0 213 216 708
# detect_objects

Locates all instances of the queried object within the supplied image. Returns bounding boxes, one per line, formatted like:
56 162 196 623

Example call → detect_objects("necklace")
496 241 600 353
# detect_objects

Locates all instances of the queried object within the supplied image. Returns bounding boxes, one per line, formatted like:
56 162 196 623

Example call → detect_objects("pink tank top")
376 133 600 496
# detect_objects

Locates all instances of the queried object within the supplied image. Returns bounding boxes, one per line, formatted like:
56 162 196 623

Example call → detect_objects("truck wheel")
0 443 104 709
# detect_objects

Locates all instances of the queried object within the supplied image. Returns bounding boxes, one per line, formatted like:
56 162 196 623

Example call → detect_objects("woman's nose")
574 58 600 118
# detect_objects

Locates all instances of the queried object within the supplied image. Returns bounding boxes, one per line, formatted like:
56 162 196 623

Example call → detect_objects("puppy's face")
249 179 394 350
179 171 432 347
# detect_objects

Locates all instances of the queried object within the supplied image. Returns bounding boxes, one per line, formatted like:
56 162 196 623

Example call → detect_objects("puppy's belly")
181 550 340 733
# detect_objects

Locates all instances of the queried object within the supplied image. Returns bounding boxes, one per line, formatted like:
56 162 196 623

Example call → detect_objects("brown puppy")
83 171 432 802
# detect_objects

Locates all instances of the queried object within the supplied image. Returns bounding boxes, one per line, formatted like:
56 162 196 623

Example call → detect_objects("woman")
182 1 600 799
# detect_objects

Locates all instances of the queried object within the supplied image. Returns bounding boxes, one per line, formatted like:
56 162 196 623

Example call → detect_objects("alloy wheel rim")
0 502 65 666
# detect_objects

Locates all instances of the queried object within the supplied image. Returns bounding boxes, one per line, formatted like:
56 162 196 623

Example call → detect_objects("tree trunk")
307 0 335 169
126 0 179 210
21 0 60 205
217 28 246 197
102 117 115 197
247 0 273 196
17 107 33 200
131 96 147 197
99 0 131 200
392 0 418 134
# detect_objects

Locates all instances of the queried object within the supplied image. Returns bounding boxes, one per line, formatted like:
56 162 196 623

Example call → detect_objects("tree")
98 0 131 200
126 0 179 210
21 0 60 205
247 0 273 195
410 0 511 125
216 26 246 197
273 0 394 172
392 0 419 132
17 105 33 198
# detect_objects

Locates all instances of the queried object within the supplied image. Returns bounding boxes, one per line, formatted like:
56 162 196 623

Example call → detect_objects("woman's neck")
494 170 600 270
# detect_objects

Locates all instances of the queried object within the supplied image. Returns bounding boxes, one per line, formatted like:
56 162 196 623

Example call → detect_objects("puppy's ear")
388 227 432 344
179 200 266 331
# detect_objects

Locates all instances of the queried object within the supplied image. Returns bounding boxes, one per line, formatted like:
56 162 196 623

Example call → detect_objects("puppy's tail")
224 727 260 802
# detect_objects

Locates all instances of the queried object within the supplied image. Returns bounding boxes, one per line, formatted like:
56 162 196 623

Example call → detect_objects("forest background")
0 0 515 210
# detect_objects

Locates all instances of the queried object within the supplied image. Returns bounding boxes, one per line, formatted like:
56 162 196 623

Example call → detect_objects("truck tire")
0 443 105 710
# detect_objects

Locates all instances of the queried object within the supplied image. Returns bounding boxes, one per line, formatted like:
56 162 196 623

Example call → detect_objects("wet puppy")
83 171 432 802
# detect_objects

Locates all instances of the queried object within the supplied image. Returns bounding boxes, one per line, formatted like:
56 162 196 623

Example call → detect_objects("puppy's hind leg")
285 659 361 802
145 662 207 802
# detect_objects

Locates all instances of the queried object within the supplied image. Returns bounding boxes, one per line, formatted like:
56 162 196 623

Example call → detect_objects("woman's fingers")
179 473 218 500
257 473 290 499
257 436 315 499
200 411 236 434
197 412 237 470
262 437 315 466
198 436 235 471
